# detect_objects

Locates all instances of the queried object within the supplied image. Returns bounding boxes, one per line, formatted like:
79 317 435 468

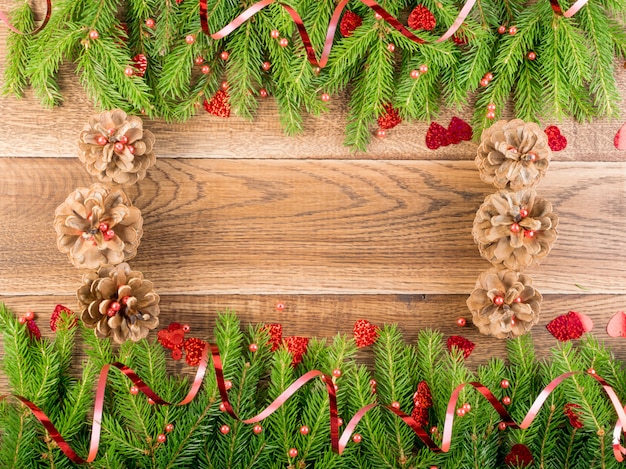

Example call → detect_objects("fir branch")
2 2 34 98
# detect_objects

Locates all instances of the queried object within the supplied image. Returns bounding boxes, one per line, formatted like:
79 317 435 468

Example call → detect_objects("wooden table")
1 25 625 393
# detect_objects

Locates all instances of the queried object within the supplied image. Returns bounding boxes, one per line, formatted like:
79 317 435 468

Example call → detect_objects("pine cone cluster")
469 119 558 339
467 269 542 339
77 263 160 343
78 109 156 185
54 183 143 269
472 189 559 270
476 119 551 190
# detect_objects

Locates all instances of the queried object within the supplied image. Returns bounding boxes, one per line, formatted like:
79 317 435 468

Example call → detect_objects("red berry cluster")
157 323 207 366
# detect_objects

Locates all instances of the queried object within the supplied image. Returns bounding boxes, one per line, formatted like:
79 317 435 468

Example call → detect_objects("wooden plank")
2 293 625 394
0 158 624 295
0 33 624 161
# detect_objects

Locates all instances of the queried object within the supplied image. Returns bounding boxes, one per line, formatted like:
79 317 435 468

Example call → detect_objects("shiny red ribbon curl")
199 0 478 69
4 340 626 464
0 0 51 34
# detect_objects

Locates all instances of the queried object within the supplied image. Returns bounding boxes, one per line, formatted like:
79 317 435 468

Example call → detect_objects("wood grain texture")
2 293 626 393
0 158 624 295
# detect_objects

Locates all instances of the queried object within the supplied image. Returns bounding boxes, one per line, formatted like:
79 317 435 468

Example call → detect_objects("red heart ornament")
158 327 185 350
615 123 626 150
544 125 567 151
546 311 593 341
446 335 475 359
606 311 626 337
447 117 473 144
353 319 379 347
425 122 450 150
504 444 534 467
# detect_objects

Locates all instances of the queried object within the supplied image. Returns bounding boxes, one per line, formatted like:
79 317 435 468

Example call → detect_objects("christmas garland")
3 306 626 468
2 0 626 150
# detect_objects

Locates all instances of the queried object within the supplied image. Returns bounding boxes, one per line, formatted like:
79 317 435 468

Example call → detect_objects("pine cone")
472 189 558 270
54 183 143 269
78 109 156 185
77 263 160 343
476 119 551 190
467 268 542 339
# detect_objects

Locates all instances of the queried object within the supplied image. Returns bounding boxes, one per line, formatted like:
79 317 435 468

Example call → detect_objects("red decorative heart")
408 5 436 31
446 335 475 359
606 311 626 337
353 319 379 348
378 103 402 130
504 443 534 467
425 122 450 150
284 336 309 366
544 125 567 151
546 311 593 341
614 123 626 150
263 323 283 351
204 90 231 118
447 116 473 144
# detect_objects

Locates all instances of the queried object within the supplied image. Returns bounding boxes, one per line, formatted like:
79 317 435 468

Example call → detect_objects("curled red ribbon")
4 340 626 464
199 0 477 68
0 0 51 34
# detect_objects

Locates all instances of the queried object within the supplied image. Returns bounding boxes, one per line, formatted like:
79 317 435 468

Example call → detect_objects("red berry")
165 423 174 432
262 61 271 71
97 136 108 145
519 207 529 218
288 448 298 458
410 69 420 79
509 26 517 35
493 296 505 306
484 72 493 81
498 25 506 34
249 343 258 352
387 43 395 52
499 422 507 431
224 380 233 390
182 324 190 332
501 379 510 389
89 30 99 39
130 385 139 395
480 78 489 87
124 67 134 77
527 51 537 60
376 129 386 139
353 434 362 443
114 142 125 152
157 434 166 443
456 408 466 417
510 223 521 233
220 425 230 434
185 35 195 44
524 230 535 239
487 103 496 111
332 369 341 378
391 401 400 409
419 64 428 74
457 317 466 327
146 18 155 28
106 308 116 317
253 425 262 434
321 93 330 102
300 425 309 435
279 38 288 47
270 29 280 39
486 111 496 120
220 51 229 61
104 229 115 241
201 65 210 74
25 311 35 321
502 396 511 405
259 88 268 98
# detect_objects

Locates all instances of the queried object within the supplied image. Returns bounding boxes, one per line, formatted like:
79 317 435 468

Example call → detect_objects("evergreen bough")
2 303 626 467
2 0 625 150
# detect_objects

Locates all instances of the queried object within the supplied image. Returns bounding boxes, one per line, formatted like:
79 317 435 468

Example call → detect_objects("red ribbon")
4 340 626 464
0 0 51 34
549 0 589 17
199 0 478 69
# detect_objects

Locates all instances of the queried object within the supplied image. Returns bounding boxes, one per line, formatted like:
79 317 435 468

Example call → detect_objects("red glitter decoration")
408 5 436 31
171 349 183 360
284 336 309 366
50 304 78 332
132 54 148 78
504 443 534 467
564 403 584 428
377 103 402 130
353 319 379 348
546 311 588 342
452 34 467 45
184 338 208 366
425 122 450 150
411 380 433 427
204 90 231 118
27 319 42 340
447 117 473 144
263 323 283 351
339 11 362 37
446 335 475 359
544 125 567 151
158 323 186 350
